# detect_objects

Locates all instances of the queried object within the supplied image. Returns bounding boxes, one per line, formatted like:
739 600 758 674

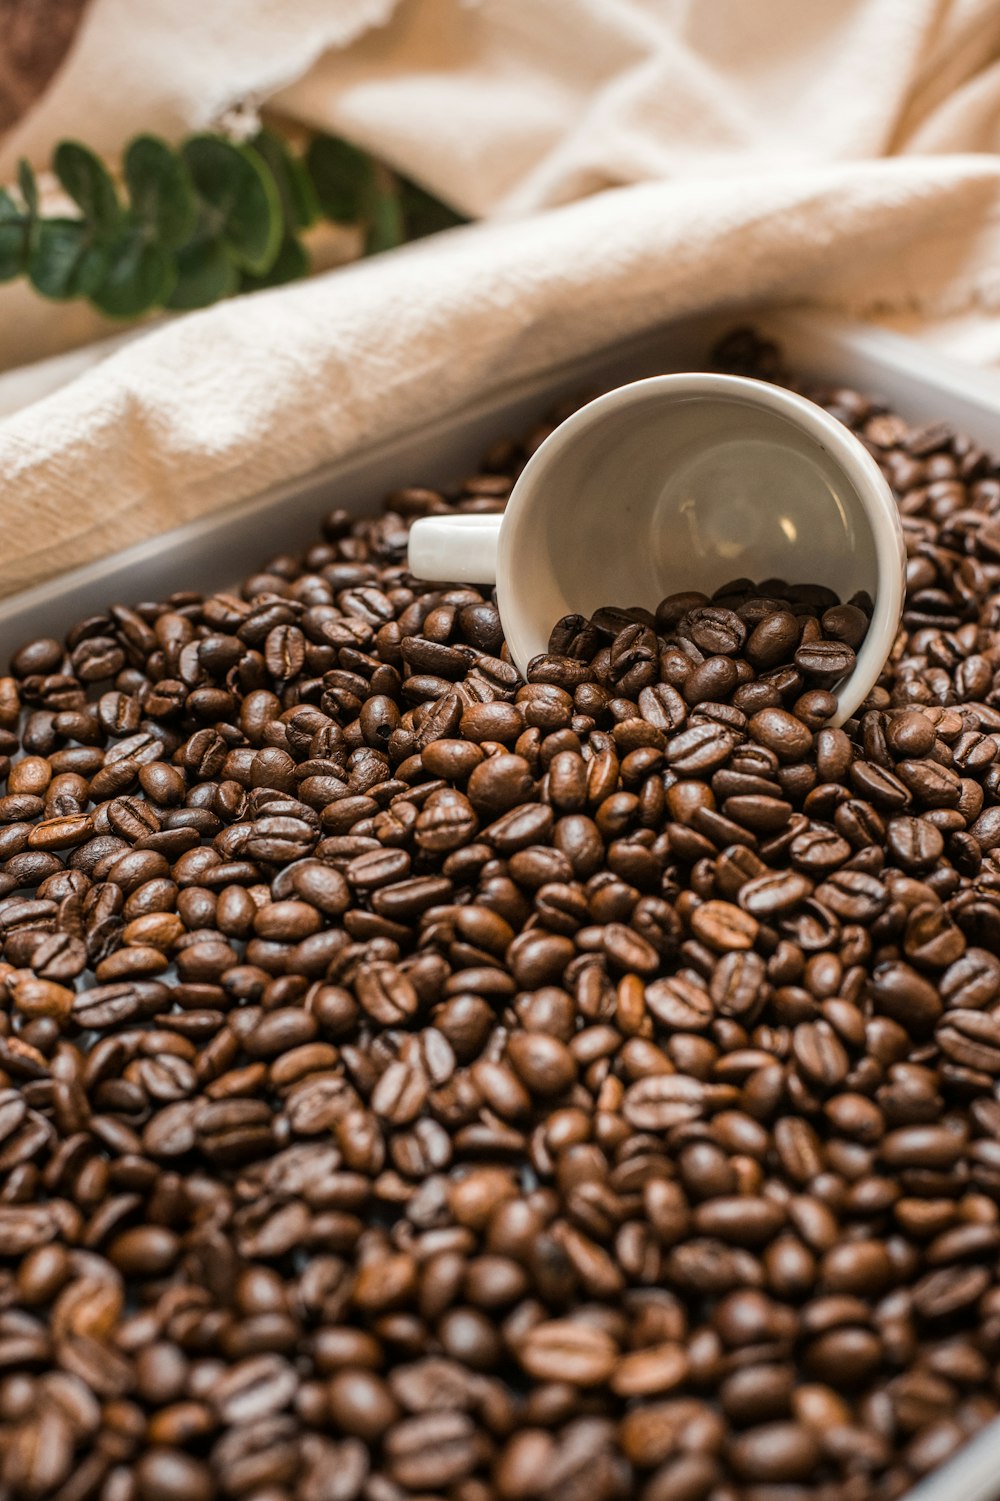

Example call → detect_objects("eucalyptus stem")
0 127 465 320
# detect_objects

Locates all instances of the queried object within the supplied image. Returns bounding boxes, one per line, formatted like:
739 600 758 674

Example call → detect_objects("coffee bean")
690 899 759 952
912 1264 991 1321
0 361 998 1501
684 655 740 704
667 722 735 774
638 682 687 733
739 869 814 918
682 606 747 656
722 793 793 832
328 1368 399 1440
412 788 479 856
384 1411 479 1489
9 972 74 1020
611 1341 689 1397
748 707 813 762
729 1421 821 1483
711 950 766 1021
467 754 534 815
507 1031 577 1096
881 1126 965 1169
516 1319 618 1385
645 975 714 1030
622 1075 705 1130
107 1225 180 1276
135 1450 214 1501
745 609 801 669
870 961 942 1033
941 948 1000 1009
793 1020 850 1089
822 603 869 648
0 1206 60 1255
937 1010 1000 1073
354 963 419 1024
795 638 856 682
821 1239 895 1296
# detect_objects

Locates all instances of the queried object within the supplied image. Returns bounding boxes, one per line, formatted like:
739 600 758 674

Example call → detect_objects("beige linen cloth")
3 0 1000 597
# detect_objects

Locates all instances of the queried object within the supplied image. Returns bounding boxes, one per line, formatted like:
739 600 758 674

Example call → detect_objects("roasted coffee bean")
729 1422 821 1483
749 706 813 762
516 1319 618 1386
683 606 747 656
746 609 800 669
0 351 996 1500
622 1075 705 1130
690 899 759 952
795 638 856 681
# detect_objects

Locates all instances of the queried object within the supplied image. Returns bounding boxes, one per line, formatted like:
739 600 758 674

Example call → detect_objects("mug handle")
407 514 502 586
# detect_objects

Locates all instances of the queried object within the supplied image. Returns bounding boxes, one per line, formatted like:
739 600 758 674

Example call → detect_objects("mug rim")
496 371 904 724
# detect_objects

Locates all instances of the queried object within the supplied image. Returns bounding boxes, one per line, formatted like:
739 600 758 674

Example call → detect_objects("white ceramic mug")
407 373 905 724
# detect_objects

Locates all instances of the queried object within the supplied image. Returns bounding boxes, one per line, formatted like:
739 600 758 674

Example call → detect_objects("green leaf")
240 233 309 292
125 135 197 249
252 128 319 230
182 135 282 274
90 234 175 317
398 177 466 241
307 134 374 223
0 189 26 282
5 127 462 315
17 160 38 217
29 218 109 299
54 141 122 236
167 237 239 309
364 176 405 256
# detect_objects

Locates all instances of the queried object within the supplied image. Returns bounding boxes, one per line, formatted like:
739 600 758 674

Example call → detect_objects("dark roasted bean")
0 352 996 1501
516 1319 618 1385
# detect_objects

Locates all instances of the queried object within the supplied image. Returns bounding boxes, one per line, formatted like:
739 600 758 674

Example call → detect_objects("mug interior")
496 375 903 720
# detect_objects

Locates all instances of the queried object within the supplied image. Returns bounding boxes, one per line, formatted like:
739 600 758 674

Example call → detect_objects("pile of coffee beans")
1 331 1000 1501
540 575 872 724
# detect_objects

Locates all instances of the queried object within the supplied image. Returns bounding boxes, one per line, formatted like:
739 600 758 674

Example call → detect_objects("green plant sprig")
0 128 465 319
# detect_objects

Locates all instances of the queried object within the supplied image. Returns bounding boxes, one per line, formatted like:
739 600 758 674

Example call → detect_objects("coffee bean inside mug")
536 577 872 725
0 327 999 1500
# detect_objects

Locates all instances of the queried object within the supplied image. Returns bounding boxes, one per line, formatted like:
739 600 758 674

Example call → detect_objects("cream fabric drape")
3 0 1000 595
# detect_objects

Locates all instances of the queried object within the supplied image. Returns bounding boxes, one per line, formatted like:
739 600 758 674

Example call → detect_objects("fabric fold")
5 156 1000 597
4 0 1000 598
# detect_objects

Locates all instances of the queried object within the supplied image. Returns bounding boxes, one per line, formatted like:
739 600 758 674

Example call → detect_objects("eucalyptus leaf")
54 141 122 236
307 134 373 223
168 237 239 309
363 175 405 256
29 218 108 299
252 129 319 230
91 234 175 317
240 233 309 292
17 160 38 217
0 189 26 282
182 136 282 274
125 136 197 248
